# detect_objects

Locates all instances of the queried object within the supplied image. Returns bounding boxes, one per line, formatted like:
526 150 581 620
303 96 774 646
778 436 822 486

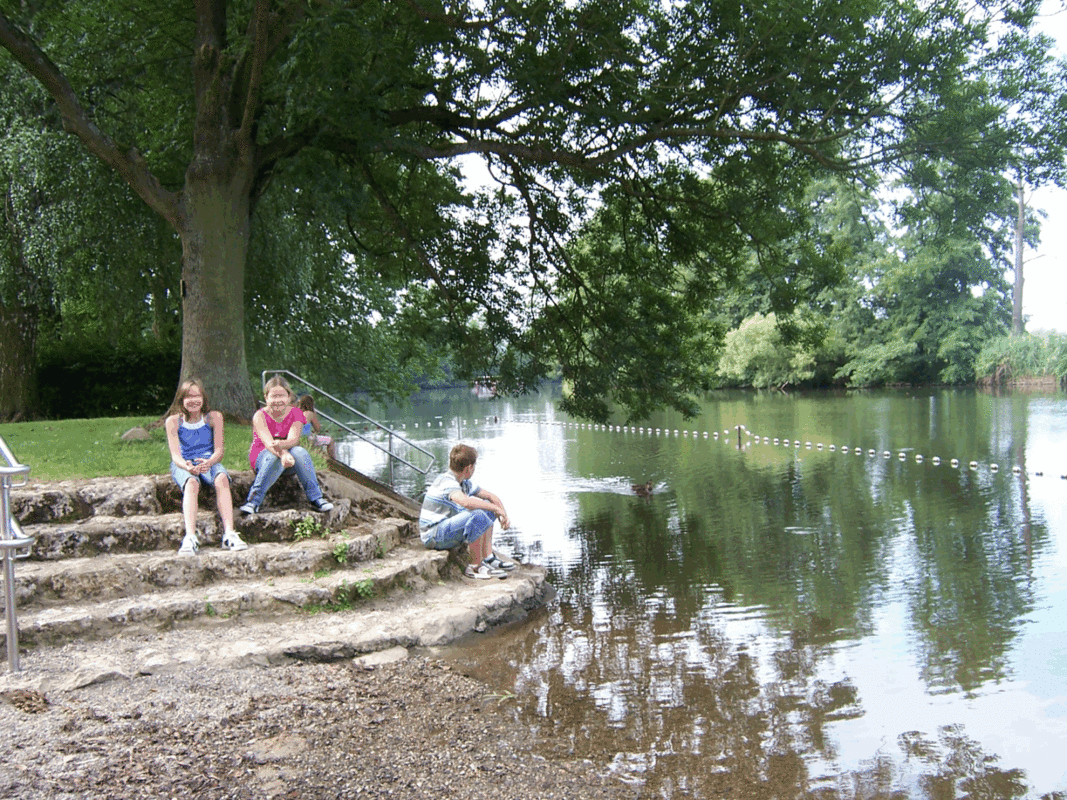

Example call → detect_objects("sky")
1023 1 1067 332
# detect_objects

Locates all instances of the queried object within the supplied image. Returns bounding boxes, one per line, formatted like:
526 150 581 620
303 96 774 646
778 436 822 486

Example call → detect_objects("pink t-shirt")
249 407 306 469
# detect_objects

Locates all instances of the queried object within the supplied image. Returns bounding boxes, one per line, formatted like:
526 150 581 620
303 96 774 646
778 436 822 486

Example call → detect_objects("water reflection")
345 387 1067 798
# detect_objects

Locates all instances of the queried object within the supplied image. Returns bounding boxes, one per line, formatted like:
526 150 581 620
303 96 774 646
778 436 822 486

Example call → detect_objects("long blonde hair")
167 378 209 420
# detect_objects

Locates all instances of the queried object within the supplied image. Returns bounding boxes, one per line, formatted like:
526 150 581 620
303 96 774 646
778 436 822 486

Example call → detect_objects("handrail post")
1 436 33 672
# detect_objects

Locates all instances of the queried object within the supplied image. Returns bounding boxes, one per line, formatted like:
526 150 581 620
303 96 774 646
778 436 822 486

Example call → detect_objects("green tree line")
2 1 1066 421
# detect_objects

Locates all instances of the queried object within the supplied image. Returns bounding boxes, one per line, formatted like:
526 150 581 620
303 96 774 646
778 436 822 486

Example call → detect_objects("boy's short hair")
449 444 478 472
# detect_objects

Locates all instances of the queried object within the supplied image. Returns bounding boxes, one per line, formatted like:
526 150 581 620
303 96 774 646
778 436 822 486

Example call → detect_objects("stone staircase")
1 469 550 681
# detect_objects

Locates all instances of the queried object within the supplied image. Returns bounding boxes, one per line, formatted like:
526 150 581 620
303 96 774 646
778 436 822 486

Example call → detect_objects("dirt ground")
0 655 635 800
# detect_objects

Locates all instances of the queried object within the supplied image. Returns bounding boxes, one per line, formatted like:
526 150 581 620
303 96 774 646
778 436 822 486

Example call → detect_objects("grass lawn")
0 416 326 482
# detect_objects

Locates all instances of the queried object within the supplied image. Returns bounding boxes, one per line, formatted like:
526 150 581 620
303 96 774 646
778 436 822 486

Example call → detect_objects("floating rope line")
506 419 1063 481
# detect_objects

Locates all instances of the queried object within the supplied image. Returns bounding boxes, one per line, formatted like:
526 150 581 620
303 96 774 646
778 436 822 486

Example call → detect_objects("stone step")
8 518 411 608
1 566 553 693
6 543 454 649
19 502 366 561
9 471 366 525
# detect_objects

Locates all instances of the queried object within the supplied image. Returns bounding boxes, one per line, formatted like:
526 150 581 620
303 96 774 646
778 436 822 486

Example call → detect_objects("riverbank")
1 642 630 800
0 465 635 799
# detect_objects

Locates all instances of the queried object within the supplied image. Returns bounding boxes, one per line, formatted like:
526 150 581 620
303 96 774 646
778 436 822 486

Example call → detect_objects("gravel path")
1 652 633 799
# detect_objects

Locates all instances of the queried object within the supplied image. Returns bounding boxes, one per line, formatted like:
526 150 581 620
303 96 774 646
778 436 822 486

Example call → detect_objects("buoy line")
509 419 1059 480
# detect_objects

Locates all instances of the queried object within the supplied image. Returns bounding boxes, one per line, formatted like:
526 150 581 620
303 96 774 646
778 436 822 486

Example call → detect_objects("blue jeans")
171 461 228 490
245 446 323 507
421 509 495 549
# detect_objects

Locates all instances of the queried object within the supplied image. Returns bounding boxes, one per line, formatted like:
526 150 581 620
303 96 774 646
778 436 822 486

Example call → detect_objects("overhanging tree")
0 0 1052 419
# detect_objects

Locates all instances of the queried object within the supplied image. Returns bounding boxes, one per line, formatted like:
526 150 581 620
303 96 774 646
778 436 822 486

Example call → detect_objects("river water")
339 386 1067 799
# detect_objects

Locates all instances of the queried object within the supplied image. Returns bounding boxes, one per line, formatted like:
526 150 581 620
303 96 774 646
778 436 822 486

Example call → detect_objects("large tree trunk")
178 167 257 421
0 302 37 421
172 0 261 421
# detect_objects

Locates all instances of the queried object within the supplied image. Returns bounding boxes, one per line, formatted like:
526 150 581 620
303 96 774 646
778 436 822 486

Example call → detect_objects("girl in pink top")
239 376 333 514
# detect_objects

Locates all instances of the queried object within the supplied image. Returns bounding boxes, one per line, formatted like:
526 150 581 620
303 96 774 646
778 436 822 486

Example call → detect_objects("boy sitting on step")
419 443 518 580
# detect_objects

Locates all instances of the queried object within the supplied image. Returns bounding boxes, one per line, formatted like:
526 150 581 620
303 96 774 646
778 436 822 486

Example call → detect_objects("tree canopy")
2 0 1065 420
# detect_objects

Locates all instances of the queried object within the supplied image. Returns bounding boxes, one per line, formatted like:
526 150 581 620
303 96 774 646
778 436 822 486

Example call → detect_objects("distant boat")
631 480 653 496
471 379 496 399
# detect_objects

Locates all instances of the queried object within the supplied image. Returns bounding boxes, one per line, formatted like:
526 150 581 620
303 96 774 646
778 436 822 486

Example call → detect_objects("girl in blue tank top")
165 379 246 555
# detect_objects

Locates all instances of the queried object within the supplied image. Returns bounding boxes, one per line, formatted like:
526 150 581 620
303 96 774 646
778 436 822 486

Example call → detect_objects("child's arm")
203 410 225 467
164 415 190 469
252 409 287 459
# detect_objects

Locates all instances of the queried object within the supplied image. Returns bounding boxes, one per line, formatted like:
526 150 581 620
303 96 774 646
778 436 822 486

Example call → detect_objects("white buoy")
783 439 790 446
991 463 999 472
932 457 941 465
951 458 960 468
795 441 801 448
841 446 849 454
817 443 824 450
806 442 812 449
969 461 978 470
774 438 780 445
1012 465 1022 474
898 452 906 460
883 451 891 458
830 444 836 451
868 449 876 456
915 454 923 462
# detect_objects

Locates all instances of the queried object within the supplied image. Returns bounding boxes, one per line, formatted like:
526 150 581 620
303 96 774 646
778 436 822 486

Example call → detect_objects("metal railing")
1 435 34 672
261 370 436 489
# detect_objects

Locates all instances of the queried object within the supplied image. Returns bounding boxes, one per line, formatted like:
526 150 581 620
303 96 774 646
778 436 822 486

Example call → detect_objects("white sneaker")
221 532 249 551
178 534 199 555
465 563 506 580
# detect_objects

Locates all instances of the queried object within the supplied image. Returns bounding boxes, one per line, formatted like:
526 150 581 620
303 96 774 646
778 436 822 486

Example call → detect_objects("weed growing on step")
355 578 374 598
293 514 328 540
333 541 349 564
205 601 217 617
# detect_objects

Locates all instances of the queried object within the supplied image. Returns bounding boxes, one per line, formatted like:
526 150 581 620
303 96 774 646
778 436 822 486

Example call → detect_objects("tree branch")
0 12 181 229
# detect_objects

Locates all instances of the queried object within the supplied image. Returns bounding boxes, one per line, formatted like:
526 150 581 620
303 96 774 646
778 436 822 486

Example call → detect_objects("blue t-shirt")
177 418 214 462
419 471 480 533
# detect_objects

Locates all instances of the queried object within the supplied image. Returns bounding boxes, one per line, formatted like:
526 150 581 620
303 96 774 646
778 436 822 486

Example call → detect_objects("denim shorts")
421 509 495 550
171 460 228 490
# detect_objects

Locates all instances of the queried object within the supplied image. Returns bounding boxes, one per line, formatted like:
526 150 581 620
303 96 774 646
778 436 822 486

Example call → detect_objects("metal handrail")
1 435 34 672
261 370 436 488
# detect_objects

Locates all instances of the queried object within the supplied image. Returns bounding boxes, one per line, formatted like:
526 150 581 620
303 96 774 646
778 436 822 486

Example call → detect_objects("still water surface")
341 387 1067 799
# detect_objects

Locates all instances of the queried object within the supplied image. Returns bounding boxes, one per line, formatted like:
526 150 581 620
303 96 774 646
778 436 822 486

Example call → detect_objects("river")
339 385 1067 799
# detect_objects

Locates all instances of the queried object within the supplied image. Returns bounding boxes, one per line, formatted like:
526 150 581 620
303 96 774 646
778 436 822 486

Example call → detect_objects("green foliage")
3 0 1066 416
292 514 328 541
34 338 180 418
975 333 1067 381
717 314 817 389
837 338 920 388
333 541 349 565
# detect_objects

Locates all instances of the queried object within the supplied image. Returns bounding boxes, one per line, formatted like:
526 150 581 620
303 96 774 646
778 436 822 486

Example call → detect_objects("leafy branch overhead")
2 0 1065 420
